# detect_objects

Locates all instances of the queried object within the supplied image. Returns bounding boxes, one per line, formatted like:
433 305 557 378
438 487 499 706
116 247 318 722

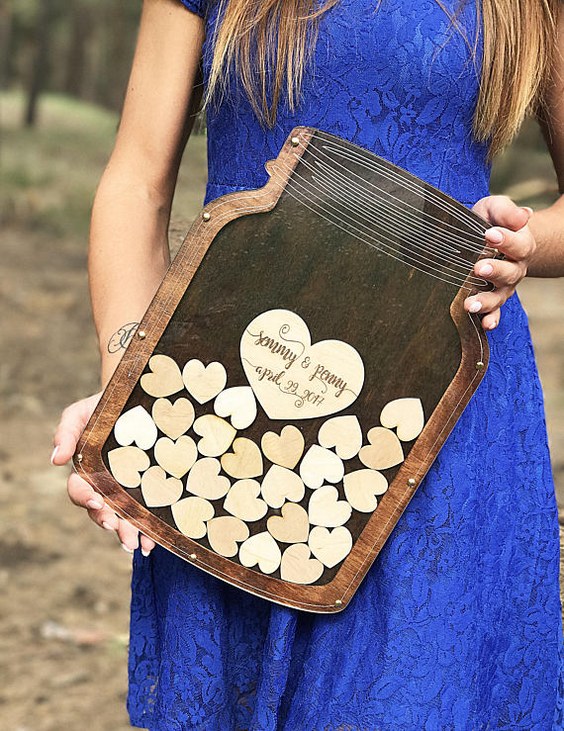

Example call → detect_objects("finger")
87 506 120 532
464 288 511 316
51 392 103 465
482 227 536 263
140 533 157 557
117 518 140 553
481 308 501 331
67 471 106 511
474 258 527 289
473 195 532 231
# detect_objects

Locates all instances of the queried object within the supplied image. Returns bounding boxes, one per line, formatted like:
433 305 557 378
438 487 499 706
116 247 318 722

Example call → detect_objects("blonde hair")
202 0 559 157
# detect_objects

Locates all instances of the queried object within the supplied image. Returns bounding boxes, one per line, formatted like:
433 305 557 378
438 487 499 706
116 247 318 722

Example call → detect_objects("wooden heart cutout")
140 354 184 398
359 427 404 470
182 359 227 404
261 425 305 469
343 469 388 512
207 516 249 557
221 438 263 479
380 398 425 441
171 496 214 539
308 526 353 568
239 532 281 574
280 543 324 585
308 485 352 527
267 503 310 543
299 445 344 489
240 309 364 420
224 479 268 521
193 414 236 457
214 386 257 429
107 446 150 488
152 397 194 440
114 405 157 450
260 465 305 509
318 415 362 460
186 458 231 500
154 435 197 479
140 465 183 508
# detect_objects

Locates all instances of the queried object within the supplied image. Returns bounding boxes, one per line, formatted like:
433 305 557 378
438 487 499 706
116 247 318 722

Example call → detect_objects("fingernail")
469 300 482 313
488 321 498 330
121 543 134 554
486 228 503 244
87 498 104 510
522 206 533 216
50 445 59 465
477 264 493 277
102 521 114 531
141 548 152 557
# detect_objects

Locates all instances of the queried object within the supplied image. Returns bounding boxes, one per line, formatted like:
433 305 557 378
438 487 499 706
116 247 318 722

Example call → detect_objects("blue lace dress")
127 1 563 728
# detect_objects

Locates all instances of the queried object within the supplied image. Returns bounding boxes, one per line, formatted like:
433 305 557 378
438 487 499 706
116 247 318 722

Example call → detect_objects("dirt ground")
1 91 562 730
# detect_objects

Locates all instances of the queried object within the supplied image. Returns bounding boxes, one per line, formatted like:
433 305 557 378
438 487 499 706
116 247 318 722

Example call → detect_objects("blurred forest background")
1 1 563 729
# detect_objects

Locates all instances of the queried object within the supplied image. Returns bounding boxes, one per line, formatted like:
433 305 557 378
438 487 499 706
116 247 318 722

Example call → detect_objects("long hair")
202 0 559 157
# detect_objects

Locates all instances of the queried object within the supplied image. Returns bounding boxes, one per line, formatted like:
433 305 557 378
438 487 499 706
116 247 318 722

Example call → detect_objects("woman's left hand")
467 195 537 331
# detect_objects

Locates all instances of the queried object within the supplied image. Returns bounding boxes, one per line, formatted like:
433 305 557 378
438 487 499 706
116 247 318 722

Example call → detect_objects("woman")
51 0 564 728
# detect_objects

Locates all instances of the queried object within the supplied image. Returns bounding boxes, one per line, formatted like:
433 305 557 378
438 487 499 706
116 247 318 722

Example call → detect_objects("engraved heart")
152 397 194 440
343 469 388 512
221 437 263 479
193 414 236 457
224 479 268 521
214 386 257 429
186 458 231 500
182 359 227 404
240 309 364 420
107 446 150 488
154 435 197 479
171 496 214 539
140 465 183 508
308 526 353 568
207 516 249 557
239 531 281 574
140 354 184 398
114 405 157 450
380 398 425 442
261 425 304 469
299 445 344 490
260 465 305 509
318 415 362 460
359 427 404 470
267 503 310 543
308 485 352 528
280 543 324 585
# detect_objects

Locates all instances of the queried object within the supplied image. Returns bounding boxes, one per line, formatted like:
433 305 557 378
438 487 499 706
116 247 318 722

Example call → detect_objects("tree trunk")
24 0 52 127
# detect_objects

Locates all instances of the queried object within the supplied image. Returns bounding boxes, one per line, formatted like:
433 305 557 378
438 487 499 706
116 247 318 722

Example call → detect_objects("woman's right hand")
51 392 156 556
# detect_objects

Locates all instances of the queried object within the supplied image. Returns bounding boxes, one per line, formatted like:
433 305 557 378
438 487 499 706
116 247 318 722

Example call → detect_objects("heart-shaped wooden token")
343 469 388 512
308 485 352 527
214 386 257 429
186 458 231 500
140 354 184 398
261 425 304 469
318 415 362 460
171 496 214 539
359 427 404 470
260 465 305 509
241 309 364 420
140 465 183 508
380 398 425 441
114 405 157 450
221 438 263 479
207 516 249 557
152 398 194 440
154 435 197 479
299 445 344 489
182 359 227 404
107 446 150 488
280 543 324 585
308 526 353 568
224 479 268 521
193 415 236 457
267 503 310 543
239 532 281 574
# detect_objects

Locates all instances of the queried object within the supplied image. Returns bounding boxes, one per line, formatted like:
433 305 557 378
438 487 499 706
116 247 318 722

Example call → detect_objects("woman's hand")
51 393 156 556
467 195 537 331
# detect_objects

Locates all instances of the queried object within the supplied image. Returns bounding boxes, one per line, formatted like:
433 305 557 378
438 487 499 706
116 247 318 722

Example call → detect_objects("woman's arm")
52 0 205 553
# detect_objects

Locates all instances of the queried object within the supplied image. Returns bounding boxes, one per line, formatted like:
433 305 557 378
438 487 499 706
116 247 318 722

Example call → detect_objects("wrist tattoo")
107 322 140 353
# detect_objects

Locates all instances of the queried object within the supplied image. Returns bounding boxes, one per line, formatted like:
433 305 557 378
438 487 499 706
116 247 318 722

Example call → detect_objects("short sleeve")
178 0 206 18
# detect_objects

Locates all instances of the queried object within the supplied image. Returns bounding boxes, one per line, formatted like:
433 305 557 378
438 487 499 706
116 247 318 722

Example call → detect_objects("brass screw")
77 453 83 462
476 361 485 370
335 599 343 606
202 211 211 221
137 330 146 339
291 136 300 147
407 477 417 487
190 553 197 560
